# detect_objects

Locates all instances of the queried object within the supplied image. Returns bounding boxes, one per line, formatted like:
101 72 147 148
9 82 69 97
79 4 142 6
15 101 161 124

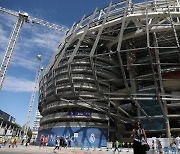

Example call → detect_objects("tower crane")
24 55 43 138
0 6 69 90
0 6 69 138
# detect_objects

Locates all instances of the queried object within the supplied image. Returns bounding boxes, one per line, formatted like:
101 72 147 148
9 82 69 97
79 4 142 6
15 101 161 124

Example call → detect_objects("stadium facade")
0 109 22 138
37 0 180 147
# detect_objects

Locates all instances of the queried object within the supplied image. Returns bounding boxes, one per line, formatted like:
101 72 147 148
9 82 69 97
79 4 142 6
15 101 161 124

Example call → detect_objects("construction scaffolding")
37 0 180 145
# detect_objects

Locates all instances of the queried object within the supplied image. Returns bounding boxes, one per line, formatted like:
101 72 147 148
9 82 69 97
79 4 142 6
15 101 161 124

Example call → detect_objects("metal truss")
39 0 180 138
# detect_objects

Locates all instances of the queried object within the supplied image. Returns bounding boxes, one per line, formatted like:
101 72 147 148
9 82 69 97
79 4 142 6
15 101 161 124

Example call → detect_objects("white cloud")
0 13 16 28
11 55 37 71
2 76 35 92
30 31 63 50
0 25 9 44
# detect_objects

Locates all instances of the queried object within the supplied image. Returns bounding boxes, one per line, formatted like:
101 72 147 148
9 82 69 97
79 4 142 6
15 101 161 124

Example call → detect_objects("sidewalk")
0 144 134 154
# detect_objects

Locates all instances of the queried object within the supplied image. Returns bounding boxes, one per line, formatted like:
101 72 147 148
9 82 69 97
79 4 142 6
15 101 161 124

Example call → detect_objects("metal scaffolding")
38 0 180 142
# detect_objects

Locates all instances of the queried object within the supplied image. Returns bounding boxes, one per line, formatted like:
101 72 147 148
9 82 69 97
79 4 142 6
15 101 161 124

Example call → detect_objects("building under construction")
38 0 180 147
0 109 22 138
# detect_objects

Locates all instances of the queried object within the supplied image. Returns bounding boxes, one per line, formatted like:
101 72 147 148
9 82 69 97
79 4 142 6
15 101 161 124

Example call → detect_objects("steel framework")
39 0 180 141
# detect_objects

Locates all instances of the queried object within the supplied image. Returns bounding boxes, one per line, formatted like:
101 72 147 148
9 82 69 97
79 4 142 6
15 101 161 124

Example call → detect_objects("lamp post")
24 55 43 138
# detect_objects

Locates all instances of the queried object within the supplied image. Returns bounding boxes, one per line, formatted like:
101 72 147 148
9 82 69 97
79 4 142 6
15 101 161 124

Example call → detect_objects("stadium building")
0 109 22 138
37 0 180 147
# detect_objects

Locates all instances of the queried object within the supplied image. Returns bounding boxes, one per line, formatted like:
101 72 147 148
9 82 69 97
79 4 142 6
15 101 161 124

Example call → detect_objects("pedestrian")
25 137 30 147
0 136 2 148
21 139 24 145
130 121 147 154
42 136 45 147
44 136 48 146
113 139 120 153
53 138 60 153
39 135 44 148
68 137 71 147
60 137 63 148
64 138 68 148
9 137 15 148
2 137 6 146
62 137 65 147
4 138 7 146
152 140 156 154
175 134 180 153
14 138 17 147
156 135 163 154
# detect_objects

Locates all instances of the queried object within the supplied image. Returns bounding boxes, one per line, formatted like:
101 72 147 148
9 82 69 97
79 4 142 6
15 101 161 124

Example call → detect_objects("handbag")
141 138 150 151
145 144 150 151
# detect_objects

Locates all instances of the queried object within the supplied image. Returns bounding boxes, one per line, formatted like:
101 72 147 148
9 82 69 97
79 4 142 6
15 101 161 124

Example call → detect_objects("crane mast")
24 55 42 138
0 12 28 90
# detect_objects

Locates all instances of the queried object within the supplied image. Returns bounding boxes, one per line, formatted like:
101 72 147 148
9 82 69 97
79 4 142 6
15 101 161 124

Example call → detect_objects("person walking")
9 137 15 148
64 138 68 148
14 138 17 147
68 137 71 147
53 138 60 153
0 136 2 148
25 137 30 147
152 140 156 154
44 136 48 146
113 139 120 153
39 135 44 148
130 121 147 154
175 134 180 153
156 135 163 154
21 139 24 145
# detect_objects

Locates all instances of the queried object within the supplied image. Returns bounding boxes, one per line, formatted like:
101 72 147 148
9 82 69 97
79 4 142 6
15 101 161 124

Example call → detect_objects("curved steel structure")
38 0 180 146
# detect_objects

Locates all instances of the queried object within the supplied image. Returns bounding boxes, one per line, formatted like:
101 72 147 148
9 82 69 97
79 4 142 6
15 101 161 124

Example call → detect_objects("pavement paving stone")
0 144 134 154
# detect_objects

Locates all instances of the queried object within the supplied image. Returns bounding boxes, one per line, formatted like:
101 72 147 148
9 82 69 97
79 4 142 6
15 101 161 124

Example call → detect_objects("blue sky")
0 0 141 128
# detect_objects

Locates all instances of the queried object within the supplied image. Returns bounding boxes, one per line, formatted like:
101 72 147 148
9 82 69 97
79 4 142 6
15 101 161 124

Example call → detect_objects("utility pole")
24 55 43 138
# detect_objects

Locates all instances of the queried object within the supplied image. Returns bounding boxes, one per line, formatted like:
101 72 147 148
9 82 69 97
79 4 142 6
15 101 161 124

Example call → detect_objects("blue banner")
37 126 107 147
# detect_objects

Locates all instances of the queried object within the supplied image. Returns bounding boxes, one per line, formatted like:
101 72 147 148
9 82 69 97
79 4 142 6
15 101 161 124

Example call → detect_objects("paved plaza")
0 144 134 154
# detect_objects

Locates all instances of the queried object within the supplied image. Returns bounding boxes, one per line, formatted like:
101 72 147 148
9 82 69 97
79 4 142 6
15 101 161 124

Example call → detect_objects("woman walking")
53 138 60 153
131 121 147 154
